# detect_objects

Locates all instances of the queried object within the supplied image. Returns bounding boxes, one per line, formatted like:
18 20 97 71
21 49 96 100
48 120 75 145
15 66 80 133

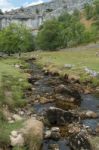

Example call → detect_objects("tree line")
0 0 99 54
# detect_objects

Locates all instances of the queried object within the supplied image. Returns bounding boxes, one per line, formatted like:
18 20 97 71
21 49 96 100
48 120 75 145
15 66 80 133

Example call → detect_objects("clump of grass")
24 130 42 150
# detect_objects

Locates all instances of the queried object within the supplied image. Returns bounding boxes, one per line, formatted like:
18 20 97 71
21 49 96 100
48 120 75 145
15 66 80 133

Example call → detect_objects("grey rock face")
0 0 93 32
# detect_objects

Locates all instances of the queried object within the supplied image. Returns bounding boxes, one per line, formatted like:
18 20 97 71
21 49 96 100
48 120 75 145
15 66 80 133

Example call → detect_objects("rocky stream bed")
15 58 99 150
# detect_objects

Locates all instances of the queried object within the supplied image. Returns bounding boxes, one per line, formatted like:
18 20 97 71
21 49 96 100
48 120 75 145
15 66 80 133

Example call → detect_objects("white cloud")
0 0 16 11
0 0 49 12
23 0 44 7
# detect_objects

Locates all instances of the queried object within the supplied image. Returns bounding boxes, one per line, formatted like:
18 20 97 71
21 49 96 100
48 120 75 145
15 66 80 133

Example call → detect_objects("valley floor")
0 44 99 150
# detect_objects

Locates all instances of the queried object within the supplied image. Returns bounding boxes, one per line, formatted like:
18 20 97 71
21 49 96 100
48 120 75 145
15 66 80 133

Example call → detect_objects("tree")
94 0 99 15
0 23 35 56
36 19 61 50
73 9 81 20
84 3 94 20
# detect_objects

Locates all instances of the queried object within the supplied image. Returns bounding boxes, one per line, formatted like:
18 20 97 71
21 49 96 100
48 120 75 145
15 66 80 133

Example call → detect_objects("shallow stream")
28 61 99 150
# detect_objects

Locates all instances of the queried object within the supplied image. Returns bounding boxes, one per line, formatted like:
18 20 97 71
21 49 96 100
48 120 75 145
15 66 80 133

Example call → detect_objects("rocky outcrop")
0 0 93 32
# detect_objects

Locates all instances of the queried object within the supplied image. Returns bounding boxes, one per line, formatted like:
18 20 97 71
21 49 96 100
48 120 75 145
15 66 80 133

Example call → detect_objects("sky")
0 0 49 11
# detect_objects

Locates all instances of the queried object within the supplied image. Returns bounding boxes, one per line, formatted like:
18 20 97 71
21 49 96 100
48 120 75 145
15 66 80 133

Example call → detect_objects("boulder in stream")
46 107 79 125
54 84 82 110
54 84 81 104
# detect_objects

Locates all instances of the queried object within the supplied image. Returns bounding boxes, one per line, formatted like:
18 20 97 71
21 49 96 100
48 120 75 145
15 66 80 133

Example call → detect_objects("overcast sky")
0 0 50 11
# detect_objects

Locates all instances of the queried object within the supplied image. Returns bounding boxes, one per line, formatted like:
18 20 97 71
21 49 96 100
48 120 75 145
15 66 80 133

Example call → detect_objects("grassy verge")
0 57 30 149
0 57 30 109
23 47 99 86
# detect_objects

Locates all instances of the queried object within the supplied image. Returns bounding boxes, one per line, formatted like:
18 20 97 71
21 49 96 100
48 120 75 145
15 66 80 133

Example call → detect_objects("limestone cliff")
0 0 93 32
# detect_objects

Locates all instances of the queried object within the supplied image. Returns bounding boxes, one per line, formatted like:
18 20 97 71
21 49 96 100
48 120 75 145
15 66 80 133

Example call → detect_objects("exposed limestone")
0 0 93 32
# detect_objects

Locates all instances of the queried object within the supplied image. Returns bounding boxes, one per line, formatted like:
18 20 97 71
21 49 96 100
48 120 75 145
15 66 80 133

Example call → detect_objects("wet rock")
34 81 40 85
55 94 79 110
51 127 60 132
54 84 68 93
46 107 79 125
48 144 59 150
51 127 61 141
44 130 51 139
40 97 49 104
40 97 54 104
69 132 92 150
79 110 98 119
84 88 92 94
68 123 81 134
86 111 98 118
51 131 61 141
44 127 60 140
54 84 81 102
28 75 41 84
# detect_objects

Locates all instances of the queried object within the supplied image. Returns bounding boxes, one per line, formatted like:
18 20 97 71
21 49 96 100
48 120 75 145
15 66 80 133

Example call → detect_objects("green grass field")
34 49 99 71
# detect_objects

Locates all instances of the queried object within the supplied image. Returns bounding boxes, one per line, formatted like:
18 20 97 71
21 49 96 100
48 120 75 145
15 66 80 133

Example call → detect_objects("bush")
0 23 35 56
37 12 87 50
36 19 62 50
